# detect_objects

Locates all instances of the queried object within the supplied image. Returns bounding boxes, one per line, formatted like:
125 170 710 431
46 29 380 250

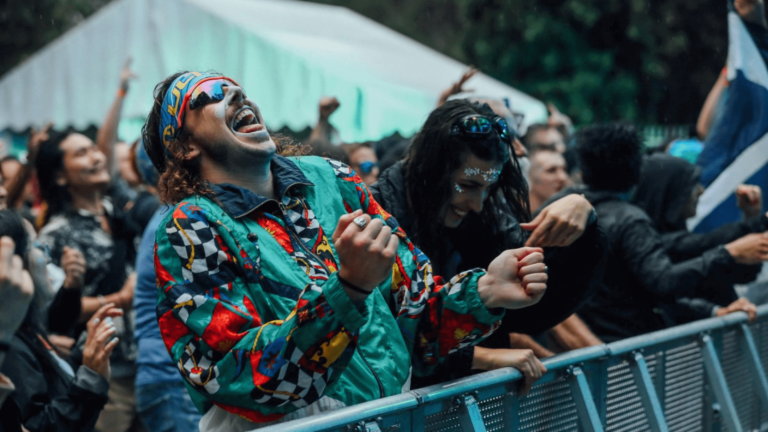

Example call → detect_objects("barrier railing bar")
629 351 670 432
456 394 487 432
568 366 605 432
739 324 768 417
701 334 744 432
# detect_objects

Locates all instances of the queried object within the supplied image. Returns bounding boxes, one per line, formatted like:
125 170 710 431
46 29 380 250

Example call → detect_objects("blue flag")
689 4 768 233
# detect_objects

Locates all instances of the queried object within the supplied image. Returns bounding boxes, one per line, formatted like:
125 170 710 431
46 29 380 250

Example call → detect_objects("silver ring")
353 216 367 229
544 266 549 274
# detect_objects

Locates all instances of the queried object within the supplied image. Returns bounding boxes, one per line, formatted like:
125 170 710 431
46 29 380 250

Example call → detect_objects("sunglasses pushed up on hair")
450 115 517 144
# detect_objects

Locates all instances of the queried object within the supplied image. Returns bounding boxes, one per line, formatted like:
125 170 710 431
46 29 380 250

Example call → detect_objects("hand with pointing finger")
521 194 592 248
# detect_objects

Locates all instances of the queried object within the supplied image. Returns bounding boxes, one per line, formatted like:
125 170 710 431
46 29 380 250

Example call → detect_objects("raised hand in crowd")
472 346 546 395
319 96 340 121
310 96 343 145
546 102 573 137
332 209 399 298
521 194 593 247
478 247 547 309
438 66 479 106
715 297 758 322
82 303 123 379
61 246 86 290
736 184 763 219
118 57 138 93
0 237 34 348
725 232 768 264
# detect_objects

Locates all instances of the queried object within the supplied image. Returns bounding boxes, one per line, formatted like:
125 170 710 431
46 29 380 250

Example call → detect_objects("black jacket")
575 186 745 342
631 154 764 322
0 333 108 432
370 162 606 385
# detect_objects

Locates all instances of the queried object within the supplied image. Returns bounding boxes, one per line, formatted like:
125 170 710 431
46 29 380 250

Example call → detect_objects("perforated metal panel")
518 376 580 431
662 342 706 432
422 394 508 432
604 355 658 432
720 330 759 432
479 394 507 431
424 405 461 432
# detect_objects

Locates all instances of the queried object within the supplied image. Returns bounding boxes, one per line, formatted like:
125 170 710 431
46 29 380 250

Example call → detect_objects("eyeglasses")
188 78 240 111
357 161 379 175
176 77 241 127
450 115 516 144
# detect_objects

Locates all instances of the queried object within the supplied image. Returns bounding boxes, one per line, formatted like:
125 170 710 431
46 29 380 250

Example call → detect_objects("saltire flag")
689 1 768 233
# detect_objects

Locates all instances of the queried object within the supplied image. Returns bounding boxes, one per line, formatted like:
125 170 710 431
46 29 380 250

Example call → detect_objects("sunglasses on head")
450 114 516 144
357 161 378 175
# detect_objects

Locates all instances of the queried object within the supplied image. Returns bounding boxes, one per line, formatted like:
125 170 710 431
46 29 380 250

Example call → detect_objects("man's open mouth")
231 106 264 134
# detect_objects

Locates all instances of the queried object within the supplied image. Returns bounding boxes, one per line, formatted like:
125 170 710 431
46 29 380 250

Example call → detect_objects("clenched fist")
333 210 399 294
477 247 548 309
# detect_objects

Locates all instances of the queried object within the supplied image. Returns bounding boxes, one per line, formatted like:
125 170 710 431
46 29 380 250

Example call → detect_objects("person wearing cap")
142 71 550 431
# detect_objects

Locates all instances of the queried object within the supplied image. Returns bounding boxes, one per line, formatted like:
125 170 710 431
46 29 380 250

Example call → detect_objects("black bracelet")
337 275 373 295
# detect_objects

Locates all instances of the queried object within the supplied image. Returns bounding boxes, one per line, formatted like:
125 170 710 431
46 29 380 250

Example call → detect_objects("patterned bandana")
158 72 240 148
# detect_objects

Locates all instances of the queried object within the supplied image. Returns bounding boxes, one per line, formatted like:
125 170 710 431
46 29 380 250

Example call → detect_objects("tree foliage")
315 0 730 125
1 0 731 125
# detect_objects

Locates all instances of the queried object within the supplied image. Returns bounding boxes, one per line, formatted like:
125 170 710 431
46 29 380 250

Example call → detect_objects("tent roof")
0 0 547 142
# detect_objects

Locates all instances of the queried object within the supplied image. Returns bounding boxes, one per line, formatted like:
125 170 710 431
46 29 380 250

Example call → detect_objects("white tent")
0 0 547 143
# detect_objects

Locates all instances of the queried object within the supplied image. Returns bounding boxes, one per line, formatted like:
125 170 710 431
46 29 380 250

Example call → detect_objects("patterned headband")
158 72 239 148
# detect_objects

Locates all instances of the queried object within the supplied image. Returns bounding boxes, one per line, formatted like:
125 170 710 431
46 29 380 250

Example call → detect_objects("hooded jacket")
153 156 503 424
371 162 605 385
631 154 765 321
573 184 744 341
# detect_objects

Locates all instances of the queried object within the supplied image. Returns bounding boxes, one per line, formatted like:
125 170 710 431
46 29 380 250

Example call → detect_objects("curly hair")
575 123 643 192
142 72 306 204
403 99 530 263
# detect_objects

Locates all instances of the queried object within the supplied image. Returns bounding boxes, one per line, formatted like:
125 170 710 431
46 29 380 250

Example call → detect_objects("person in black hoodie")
631 153 766 323
370 100 605 391
0 210 122 432
572 124 766 342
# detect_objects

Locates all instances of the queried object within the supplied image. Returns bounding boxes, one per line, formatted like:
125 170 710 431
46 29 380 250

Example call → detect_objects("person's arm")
155 202 374 422
308 97 341 145
508 333 555 358
696 69 728 141
661 214 768 262
96 58 136 179
78 273 135 323
622 218 743 300
437 67 478 107
472 346 546 395
501 200 606 336
325 158 547 376
547 314 603 351
0 237 34 372
1 336 110 432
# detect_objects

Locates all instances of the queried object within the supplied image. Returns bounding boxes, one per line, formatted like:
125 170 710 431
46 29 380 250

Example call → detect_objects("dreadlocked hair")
142 71 306 204
403 99 530 264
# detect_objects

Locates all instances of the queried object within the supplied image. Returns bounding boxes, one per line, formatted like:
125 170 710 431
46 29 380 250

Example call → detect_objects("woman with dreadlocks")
370 99 606 391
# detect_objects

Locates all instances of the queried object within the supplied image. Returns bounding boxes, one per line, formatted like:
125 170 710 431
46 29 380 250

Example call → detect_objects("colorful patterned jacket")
154 155 503 423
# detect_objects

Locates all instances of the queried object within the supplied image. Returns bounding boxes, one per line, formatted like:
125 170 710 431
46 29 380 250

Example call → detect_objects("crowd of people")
1 2 768 431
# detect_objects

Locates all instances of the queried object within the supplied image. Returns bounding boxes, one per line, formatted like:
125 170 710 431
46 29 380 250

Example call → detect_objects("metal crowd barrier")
261 304 768 432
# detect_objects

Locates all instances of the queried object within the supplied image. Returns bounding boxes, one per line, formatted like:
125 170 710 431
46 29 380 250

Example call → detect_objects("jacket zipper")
278 203 385 399
357 345 385 398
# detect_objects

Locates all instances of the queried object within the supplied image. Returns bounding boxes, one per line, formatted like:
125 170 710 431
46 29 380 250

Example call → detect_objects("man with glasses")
142 72 550 431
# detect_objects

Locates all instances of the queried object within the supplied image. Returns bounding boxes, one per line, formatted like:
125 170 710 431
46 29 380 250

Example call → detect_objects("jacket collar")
210 155 313 219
